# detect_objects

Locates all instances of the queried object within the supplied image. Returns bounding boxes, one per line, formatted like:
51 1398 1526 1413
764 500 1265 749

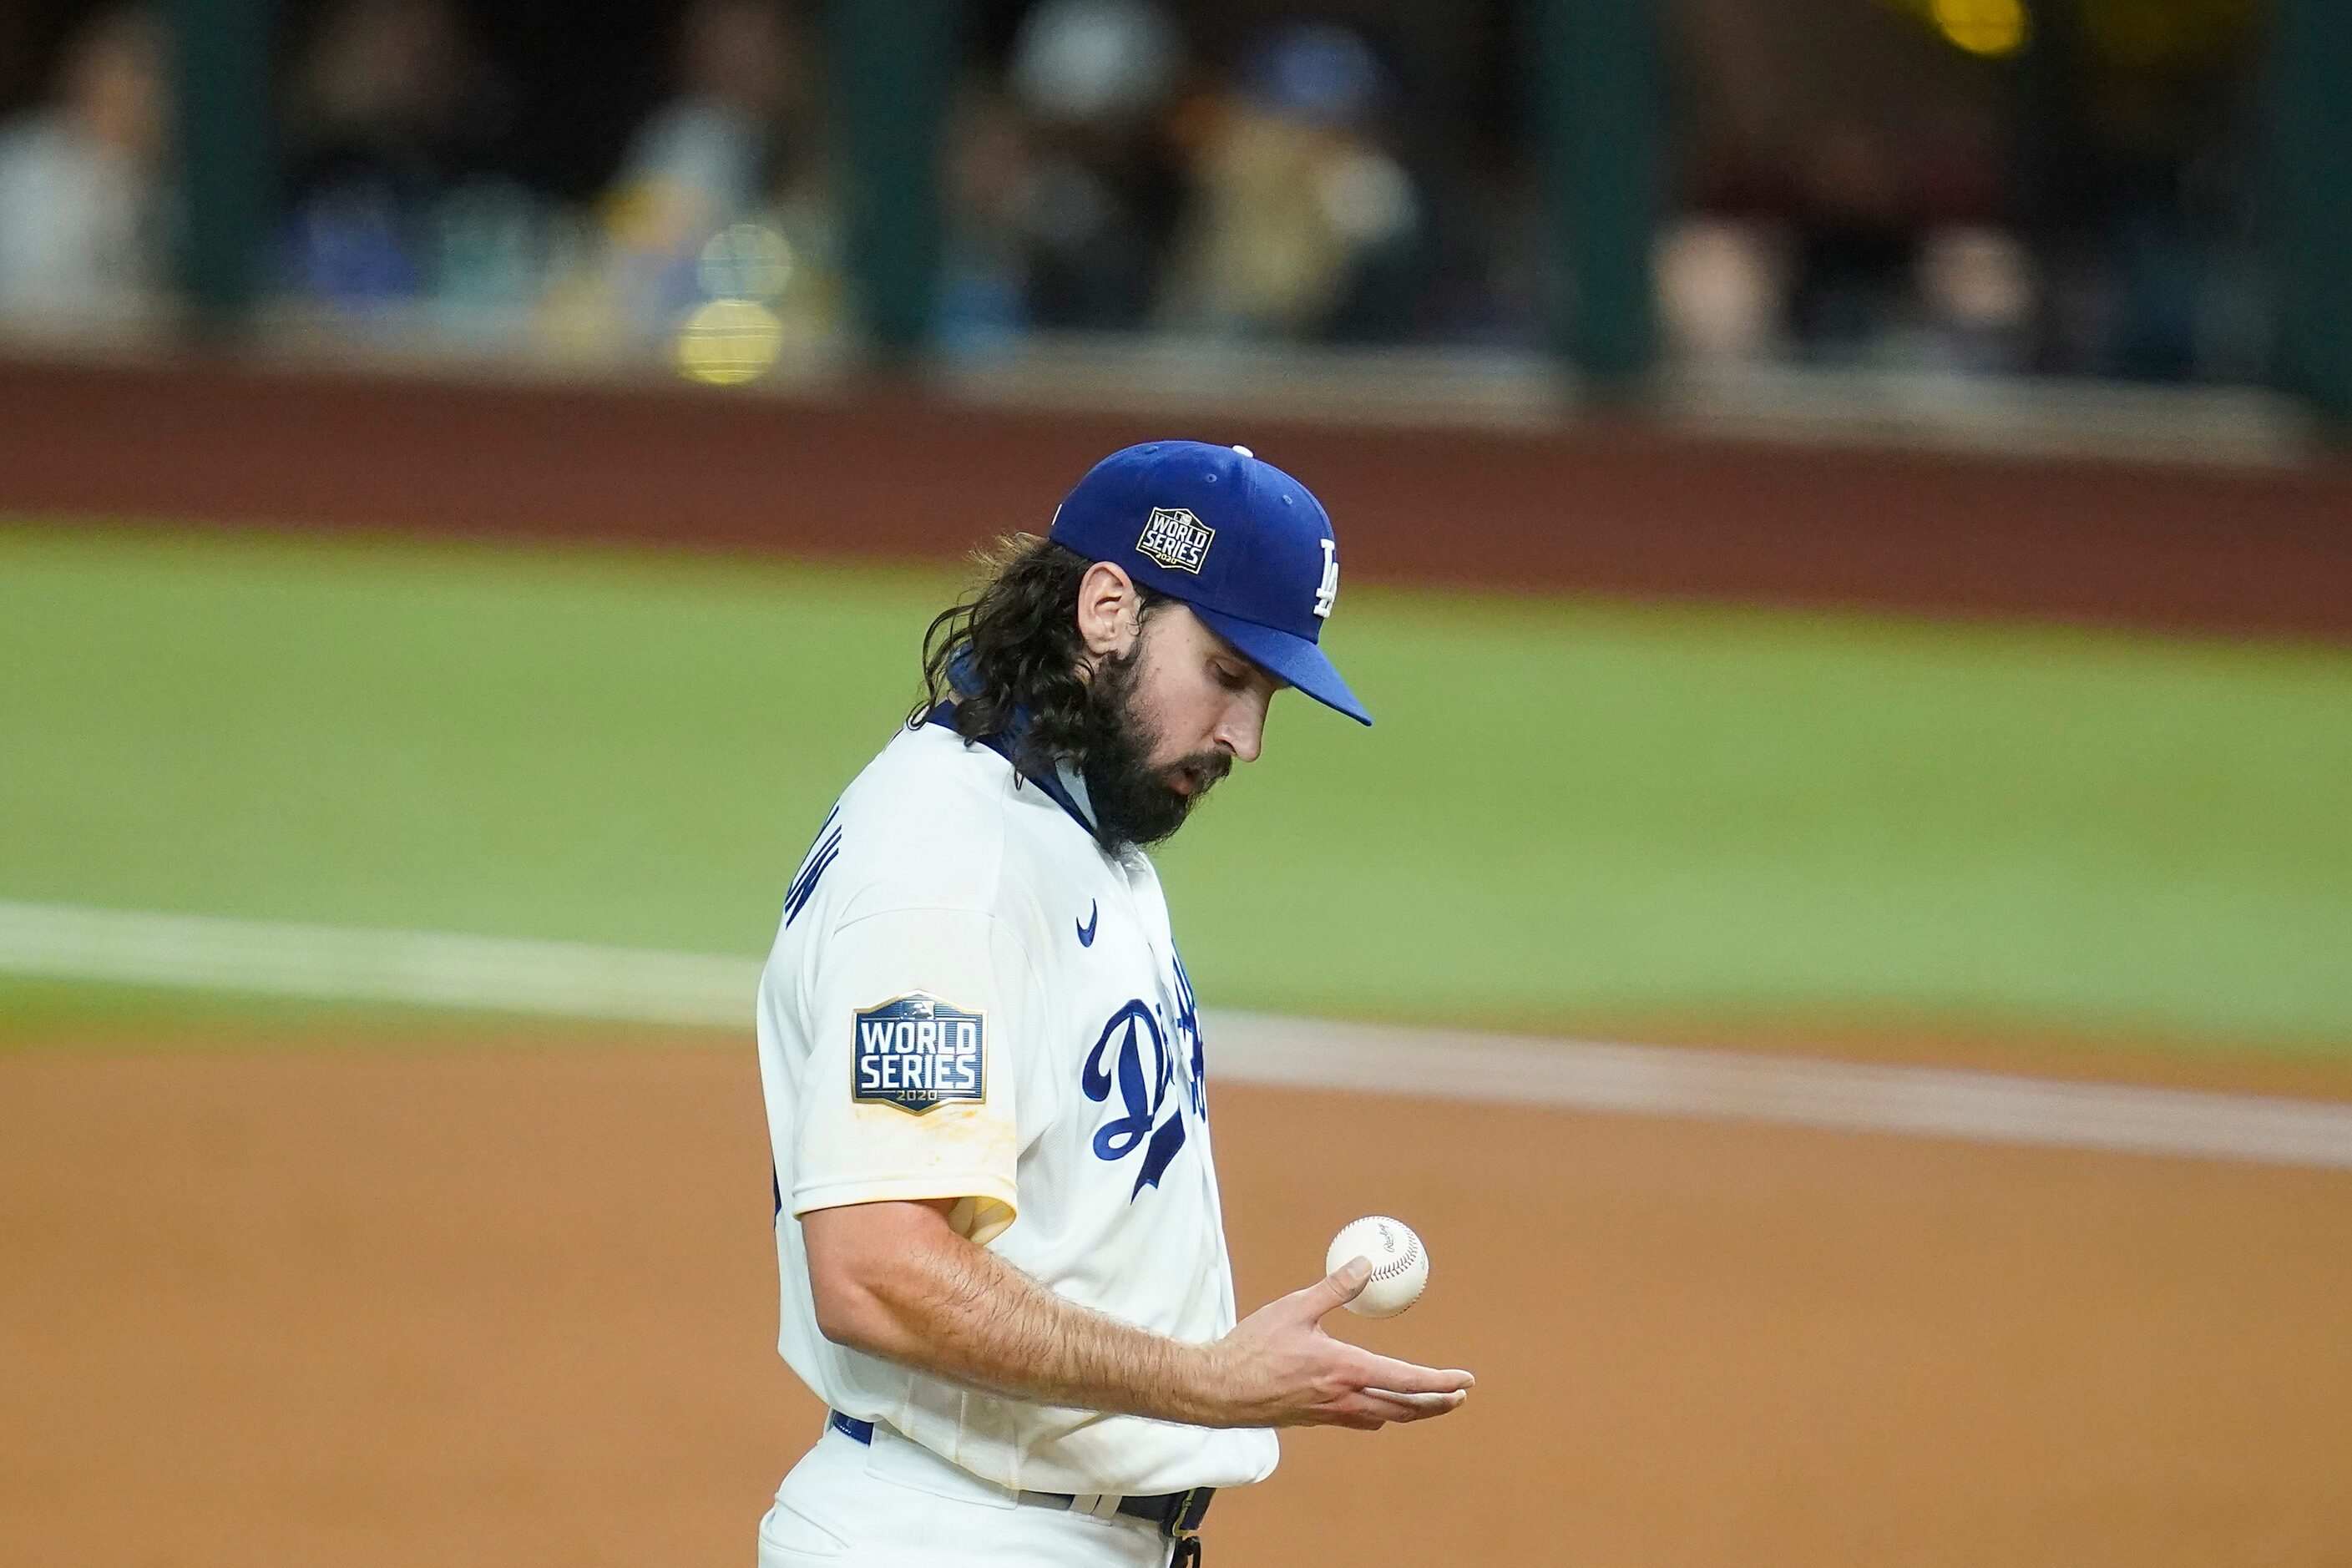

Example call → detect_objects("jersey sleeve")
790 905 1039 1247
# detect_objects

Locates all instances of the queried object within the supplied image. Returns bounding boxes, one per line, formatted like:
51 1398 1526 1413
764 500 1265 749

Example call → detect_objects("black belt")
829 1410 1213 1559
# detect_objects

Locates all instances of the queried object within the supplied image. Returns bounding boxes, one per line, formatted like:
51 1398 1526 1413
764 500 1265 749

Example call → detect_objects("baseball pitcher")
752 441 1474 1565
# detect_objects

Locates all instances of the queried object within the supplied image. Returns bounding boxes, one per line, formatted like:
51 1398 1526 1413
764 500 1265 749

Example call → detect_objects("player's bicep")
792 908 1032 1245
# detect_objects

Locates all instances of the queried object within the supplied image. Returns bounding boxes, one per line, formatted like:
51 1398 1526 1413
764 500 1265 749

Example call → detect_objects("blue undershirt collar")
921 701 1097 837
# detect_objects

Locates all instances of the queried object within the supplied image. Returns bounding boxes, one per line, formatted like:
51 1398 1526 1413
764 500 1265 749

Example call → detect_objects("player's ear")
1074 560 1141 664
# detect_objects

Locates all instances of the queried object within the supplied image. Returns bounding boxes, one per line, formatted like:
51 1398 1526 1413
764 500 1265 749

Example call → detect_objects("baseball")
1326 1216 1429 1318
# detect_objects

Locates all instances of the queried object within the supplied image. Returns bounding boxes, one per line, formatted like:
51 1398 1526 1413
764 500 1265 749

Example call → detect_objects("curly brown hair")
911 534 1171 781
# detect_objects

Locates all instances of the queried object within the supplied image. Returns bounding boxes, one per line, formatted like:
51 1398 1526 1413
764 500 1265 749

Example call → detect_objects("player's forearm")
818 1227 1235 1427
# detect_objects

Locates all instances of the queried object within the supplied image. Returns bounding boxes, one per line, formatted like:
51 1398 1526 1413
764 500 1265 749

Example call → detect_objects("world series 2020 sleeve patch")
852 993 987 1115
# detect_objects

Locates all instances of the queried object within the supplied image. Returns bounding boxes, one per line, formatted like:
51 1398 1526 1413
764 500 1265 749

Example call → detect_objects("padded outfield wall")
3 355 2350 642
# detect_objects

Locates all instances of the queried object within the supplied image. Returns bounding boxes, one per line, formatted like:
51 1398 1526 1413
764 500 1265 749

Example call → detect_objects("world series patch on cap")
852 993 986 1115
1049 439 1371 725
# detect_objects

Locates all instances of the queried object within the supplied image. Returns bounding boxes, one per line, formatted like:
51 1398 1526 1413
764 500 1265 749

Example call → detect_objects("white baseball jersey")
754 714 1281 1498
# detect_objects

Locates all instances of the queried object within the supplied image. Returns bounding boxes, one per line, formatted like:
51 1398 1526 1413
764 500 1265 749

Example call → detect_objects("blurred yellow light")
675 298 785 386
698 223 795 303
1931 0 2028 56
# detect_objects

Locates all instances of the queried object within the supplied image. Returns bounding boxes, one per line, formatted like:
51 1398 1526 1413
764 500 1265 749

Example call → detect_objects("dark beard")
1071 645 1232 853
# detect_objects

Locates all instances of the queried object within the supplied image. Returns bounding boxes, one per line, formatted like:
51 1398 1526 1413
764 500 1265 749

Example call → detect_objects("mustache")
1163 751 1232 793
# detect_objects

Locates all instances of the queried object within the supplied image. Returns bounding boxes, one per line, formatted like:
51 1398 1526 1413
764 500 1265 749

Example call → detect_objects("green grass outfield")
5 522 2350 1059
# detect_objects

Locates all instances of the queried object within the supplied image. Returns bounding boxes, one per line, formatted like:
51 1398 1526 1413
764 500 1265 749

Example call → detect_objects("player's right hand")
1201 1259 1474 1431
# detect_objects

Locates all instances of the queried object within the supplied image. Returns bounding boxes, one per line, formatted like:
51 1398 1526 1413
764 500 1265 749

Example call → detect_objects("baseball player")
752 440 1473 1566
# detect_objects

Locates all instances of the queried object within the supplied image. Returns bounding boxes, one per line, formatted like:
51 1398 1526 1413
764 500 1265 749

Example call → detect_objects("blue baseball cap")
1049 440 1370 726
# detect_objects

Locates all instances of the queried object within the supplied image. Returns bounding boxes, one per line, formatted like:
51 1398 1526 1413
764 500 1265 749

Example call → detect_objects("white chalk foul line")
0 899 758 1029
4 898 2349 1171
1206 1014 2352 1172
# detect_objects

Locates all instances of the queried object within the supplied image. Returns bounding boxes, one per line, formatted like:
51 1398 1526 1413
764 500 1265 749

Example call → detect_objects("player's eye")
1212 661 1248 690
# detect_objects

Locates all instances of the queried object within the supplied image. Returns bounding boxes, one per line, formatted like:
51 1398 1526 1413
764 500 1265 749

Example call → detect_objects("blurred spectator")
601 0 828 342
940 0 1186 348
937 85 1036 351
615 0 807 226
280 0 513 312
2013 0 2263 382
1156 22 1423 342
940 0 1191 352
0 5 169 328
1657 215 1784 365
1003 0 1185 331
1916 224 2033 372
1783 123 1918 362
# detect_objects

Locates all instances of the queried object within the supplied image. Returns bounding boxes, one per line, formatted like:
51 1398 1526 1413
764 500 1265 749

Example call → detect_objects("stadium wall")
3 354 2349 640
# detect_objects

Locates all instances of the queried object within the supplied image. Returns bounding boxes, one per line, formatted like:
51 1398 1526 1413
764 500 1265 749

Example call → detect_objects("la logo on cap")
1136 507 1215 574
1313 538 1338 619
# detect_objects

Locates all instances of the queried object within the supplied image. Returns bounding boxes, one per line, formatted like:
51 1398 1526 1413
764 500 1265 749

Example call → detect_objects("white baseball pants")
757 1419 1176 1567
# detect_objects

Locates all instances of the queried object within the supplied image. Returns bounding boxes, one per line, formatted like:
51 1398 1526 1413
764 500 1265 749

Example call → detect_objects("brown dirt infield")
5 1042 2346 1567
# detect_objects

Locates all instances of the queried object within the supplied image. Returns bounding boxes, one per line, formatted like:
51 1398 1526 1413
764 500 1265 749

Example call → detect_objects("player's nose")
1214 697 1265 764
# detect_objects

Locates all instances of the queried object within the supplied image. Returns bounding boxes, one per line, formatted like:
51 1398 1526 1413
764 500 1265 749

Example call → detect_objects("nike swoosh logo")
1075 900 1098 948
